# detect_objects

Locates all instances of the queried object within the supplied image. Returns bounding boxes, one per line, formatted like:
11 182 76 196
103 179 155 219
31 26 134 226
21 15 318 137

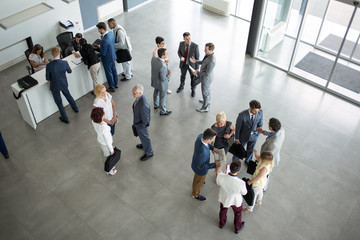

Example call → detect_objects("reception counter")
11 54 123 129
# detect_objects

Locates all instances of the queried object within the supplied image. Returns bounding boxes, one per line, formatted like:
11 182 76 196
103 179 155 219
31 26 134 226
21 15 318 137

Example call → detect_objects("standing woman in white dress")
91 107 117 175
93 84 117 135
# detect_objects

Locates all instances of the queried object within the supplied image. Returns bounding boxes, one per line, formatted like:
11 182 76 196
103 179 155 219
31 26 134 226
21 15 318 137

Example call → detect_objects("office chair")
56 31 74 58
24 48 35 74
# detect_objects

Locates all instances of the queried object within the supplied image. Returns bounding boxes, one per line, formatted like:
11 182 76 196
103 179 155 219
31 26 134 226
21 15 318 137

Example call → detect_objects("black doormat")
295 52 360 93
318 34 360 60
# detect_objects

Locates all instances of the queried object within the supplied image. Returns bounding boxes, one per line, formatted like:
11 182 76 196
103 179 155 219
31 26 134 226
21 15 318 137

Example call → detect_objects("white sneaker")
255 201 262 206
167 89 172 94
199 99 204 103
107 168 117 176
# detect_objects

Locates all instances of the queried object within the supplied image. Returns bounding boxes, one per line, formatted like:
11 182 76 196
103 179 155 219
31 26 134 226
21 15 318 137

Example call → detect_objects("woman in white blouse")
93 84 117 135
91 107 117 175
29 44 48 72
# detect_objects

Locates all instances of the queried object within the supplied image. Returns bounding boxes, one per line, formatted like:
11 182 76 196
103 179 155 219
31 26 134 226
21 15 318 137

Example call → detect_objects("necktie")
203 55 208 61
183 44 189 63
251 115 254 123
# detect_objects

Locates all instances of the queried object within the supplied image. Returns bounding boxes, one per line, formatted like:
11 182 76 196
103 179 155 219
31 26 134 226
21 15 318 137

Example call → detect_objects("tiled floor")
1 0 360 239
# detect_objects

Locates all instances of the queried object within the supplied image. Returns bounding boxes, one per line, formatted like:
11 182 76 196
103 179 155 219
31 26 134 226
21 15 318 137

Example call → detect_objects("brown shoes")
106 88 116 92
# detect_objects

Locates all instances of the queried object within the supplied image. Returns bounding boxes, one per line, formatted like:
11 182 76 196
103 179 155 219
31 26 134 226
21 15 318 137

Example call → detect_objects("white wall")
0 0 84 70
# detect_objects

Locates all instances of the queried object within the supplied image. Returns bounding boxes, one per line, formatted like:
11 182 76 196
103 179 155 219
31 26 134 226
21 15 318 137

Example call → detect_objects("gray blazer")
197 53 216 84
260 128 285 166
151 57 170 92
133 94 151 128
177 41 199 69
235 109 263 143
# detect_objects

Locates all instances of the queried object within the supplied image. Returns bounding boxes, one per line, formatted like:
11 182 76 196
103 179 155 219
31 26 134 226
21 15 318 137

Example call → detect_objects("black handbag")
13 75 39 99
228 143 247 159
132 124 138 137
242 178 255 206
115 29 132 63
104 147 121 172
247 160 257 175
224 121 234 147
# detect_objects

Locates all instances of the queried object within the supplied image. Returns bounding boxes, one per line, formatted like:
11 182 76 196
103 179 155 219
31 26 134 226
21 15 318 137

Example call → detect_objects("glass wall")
255 0 360 104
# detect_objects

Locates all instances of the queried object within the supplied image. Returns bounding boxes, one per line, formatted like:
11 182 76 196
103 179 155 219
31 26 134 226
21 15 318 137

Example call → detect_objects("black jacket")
80 44 100 69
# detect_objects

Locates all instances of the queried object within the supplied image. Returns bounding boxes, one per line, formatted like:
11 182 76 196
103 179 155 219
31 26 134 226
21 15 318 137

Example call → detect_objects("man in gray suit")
233 100 263 164
177 32 199 97
132 84 153 161
151 48 172 116
190 42 216 113
256 118 285 167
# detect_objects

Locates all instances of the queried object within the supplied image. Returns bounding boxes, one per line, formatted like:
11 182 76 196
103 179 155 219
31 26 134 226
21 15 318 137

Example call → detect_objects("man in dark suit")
46 47 78 124
96 22 118 92
177 32 199 97
132 84 153 161
191 128 221 201
233 100 263 164
151 48 172 116
190 42 216 112
68 32 82 58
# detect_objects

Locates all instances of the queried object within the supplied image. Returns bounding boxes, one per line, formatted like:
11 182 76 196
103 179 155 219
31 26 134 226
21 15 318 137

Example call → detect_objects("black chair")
24 48 35 74
56 32 73 58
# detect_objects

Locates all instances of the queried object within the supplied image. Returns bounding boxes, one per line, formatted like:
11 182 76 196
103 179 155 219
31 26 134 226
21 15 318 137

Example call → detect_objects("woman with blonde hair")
243 151 274 212
211 111 235 164
29 44 48 72
93 84 117 135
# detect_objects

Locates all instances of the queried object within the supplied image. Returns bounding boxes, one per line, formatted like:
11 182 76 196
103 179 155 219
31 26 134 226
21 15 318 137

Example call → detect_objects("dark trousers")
103 61 118 89
107 122 116 136
179 65 196 90
219 203 243 232
51 88 78 121
232 134 258 163
0 132 9 158
136 125 153 156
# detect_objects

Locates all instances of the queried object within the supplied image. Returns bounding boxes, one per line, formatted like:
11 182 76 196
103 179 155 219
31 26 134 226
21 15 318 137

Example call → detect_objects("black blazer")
80 44 100 69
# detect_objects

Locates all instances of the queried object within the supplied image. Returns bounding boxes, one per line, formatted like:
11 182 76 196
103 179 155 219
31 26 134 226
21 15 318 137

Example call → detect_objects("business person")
190 42 216 113
107 18 133 81
233 100 263 164
96 22 118 92
29 44 48 72
177 32 199 97
68 33 82 58
151 48 172 116
191 128 220 201
216 161 247 234
79 38 101 93
132 84 153 161
46 47 78 124
153 36 171 94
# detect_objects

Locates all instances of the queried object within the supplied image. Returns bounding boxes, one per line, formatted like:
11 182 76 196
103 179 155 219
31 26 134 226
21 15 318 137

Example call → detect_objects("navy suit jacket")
191 134 216 176
235 109 263 143
45 59 71 92
133 94 151 129
98 32 117 64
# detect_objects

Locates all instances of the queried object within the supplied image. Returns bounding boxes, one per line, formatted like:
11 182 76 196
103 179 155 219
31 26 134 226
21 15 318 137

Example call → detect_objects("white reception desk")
11 54 123 129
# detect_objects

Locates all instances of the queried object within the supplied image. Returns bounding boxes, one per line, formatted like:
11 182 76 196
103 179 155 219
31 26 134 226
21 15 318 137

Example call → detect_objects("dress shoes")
115 85 119 88
120 77 132 81
122 73 133 78
191 89 196 97
154 106 159 110
176 87 184 93
160 110 172 116
235 222 245 234
192 195 207 201
59 117 69 124
136 144 143 149
198 99 210 105
4 155 9 159
140 153 153 161
90 91 95 95
106 88 116 92
196 106 209 113
73 108 79 113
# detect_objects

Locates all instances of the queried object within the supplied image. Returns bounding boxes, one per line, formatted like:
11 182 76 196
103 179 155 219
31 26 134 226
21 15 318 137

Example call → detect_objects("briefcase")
116 49 132 63
13 75 39 99
104 147 121 172
242 177 254 206
247 160 257 175
228 143 247 159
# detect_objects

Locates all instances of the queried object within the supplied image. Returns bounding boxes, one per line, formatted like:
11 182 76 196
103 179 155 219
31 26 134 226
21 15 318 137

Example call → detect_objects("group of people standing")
190 100 285 234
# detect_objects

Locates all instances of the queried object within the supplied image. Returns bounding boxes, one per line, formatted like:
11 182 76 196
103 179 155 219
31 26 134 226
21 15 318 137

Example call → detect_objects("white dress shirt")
92 121 113 155
93 93 114 121
216 172 247 208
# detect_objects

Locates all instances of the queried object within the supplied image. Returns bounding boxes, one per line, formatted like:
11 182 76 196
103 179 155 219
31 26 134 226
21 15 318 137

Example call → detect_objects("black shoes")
235 222 245 234
154 106 159 110
176 87 184 93
192 195 207 201
59 117 69 124
140 153 153 161
191 89 196 97
136 144 143 149
160 111 172 116
120 77 132 81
